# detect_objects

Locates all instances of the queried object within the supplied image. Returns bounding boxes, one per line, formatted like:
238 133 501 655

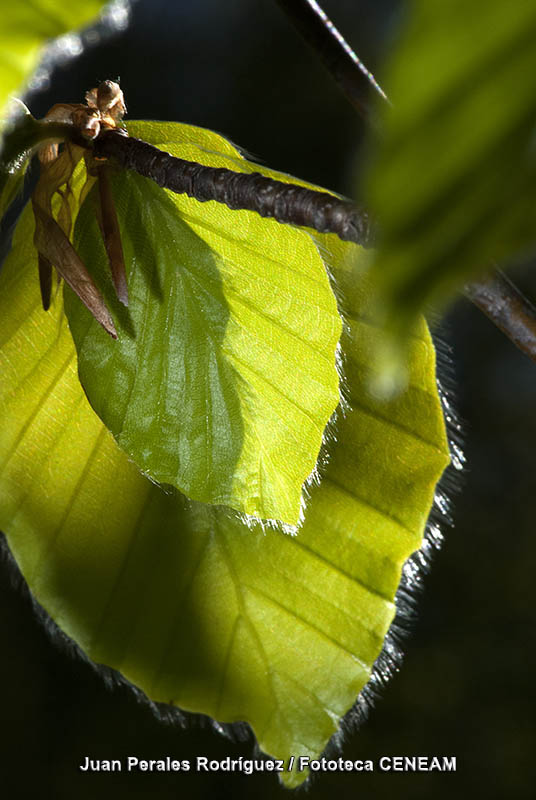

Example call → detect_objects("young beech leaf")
64 121 343 527
0 204 450 788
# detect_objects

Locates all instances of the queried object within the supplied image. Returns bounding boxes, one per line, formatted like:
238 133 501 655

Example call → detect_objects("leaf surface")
64 121 343 526
0 203 449 787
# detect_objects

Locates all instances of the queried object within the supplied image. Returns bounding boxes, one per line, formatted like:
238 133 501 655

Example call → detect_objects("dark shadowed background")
1 1 535 797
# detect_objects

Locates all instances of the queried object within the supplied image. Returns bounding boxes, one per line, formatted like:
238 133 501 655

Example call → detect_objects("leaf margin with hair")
0 200 449 788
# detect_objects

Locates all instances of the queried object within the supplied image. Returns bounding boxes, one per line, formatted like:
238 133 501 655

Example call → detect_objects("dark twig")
92 129 375 247
275 0 536 366
464 272 536 362
274 0 388 122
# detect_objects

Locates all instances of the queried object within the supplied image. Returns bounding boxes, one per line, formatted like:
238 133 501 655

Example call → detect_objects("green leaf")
0 1 106 119
0 204 449 787
364 0 536 364
64 121 343 526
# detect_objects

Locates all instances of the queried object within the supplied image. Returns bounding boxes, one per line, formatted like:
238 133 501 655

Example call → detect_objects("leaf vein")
325 475 414 535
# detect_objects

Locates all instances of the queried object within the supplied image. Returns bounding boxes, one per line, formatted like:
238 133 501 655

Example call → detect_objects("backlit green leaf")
365 0 536 366
0 1 106 119
0 204 449 787
64 121 343 526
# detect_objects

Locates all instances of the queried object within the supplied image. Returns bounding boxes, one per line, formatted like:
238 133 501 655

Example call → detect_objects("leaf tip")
106 319 118 339
115 280 129 307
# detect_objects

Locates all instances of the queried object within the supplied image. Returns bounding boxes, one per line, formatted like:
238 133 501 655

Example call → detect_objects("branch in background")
464 273 536 362
275 0 536 366
274 0 388 123
93 129 375 247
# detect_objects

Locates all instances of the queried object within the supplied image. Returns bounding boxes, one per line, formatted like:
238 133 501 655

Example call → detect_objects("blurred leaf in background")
364 0 536 379
0 1 107 222
0 0 106 117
